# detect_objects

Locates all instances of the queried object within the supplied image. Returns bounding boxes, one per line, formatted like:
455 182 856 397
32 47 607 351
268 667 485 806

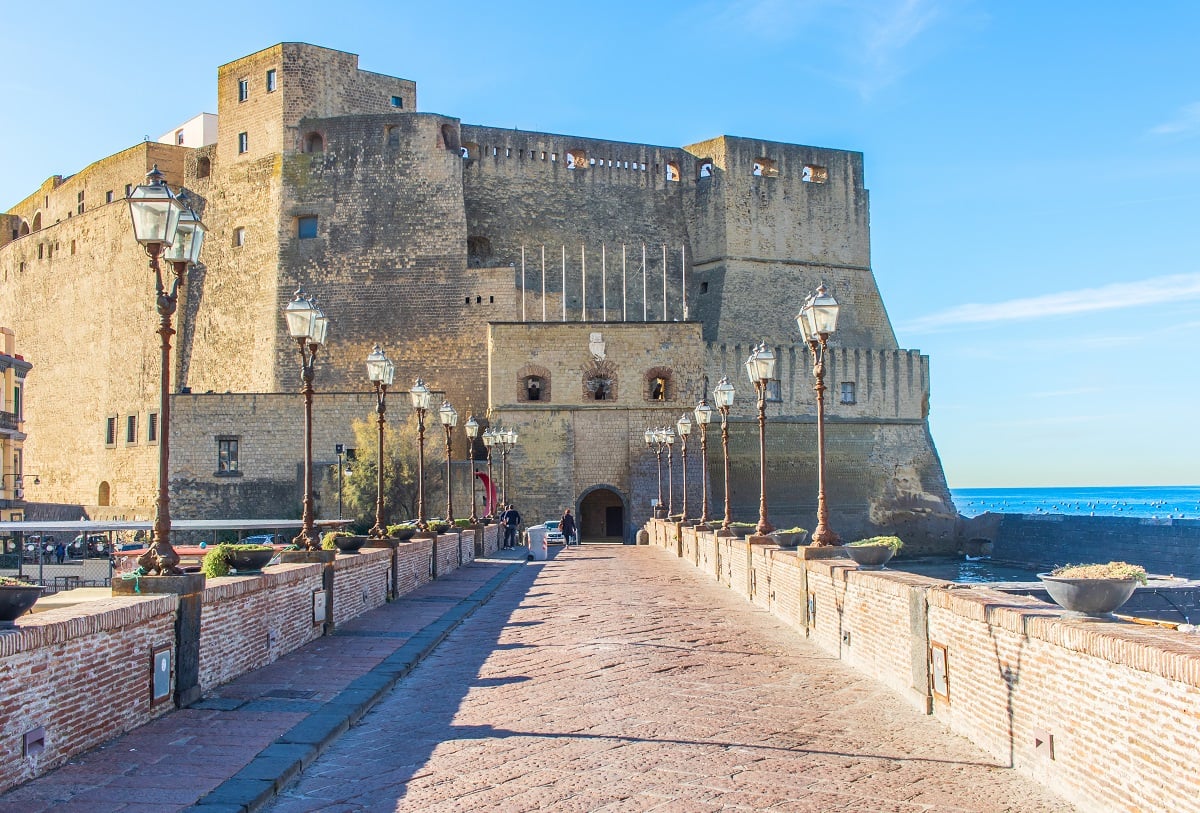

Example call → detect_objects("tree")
341 411 445 528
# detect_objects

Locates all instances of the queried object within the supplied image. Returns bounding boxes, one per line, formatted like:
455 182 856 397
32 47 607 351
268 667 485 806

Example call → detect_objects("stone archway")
578 485 629 544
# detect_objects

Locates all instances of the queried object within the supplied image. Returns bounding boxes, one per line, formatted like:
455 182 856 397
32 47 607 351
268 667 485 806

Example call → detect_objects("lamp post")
798 284 842 546
644 428 665 516
335 444 345 520
465 416 480 523
409 379 433 530
127 166 206 574
694 399 714 528
283 289 329 550
495 427 518 505
482 427 495 518
439 401 458 524
663 426 676 517
744 343 777 536
676 414 692 523
713 376 735 534
365 346 395 538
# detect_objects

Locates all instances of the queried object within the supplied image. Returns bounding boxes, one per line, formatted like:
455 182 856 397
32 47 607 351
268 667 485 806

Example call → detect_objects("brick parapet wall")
332 548 390 626
0 595 177 792
647 519 1200 813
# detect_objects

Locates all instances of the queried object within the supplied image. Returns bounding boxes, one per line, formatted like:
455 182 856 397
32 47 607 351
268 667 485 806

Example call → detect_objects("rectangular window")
12 385 21 419
147 412 159 443
233 226 245 247
105 416 117 447
765 379 782 402
385 126 399 147
297 216 318 239
390 95 403 108
106 190 114 203
126 414 138 444
124 183 132 198
238 79 249 102
266 69 277 92
217 438 239 473
238 132 249 154
840 381 857 404
175 129 185 145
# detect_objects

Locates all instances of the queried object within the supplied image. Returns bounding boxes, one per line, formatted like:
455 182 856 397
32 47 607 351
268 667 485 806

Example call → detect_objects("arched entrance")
578 485 628 543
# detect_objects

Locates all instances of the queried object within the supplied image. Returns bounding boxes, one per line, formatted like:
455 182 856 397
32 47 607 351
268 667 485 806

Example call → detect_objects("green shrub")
321 530 354 550
1049 561 1147 584
0 576 37 587
201 543 274 578
426 519 451 534
454 517 472 528
848 535 904 551
773 526 807 535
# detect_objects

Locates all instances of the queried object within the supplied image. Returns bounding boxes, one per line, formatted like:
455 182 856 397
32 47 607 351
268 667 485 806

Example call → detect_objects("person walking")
55 541 66 564
560 508 577 546
501 504 522 549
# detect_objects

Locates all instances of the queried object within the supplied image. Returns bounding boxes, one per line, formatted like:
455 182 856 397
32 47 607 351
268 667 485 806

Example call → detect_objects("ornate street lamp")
663 426 676 517
798 284 842 546
283 289 328 549
713 376 736 535
744 343 777 536
439 401 458 524
694 399 714 529
495 427 518 505
127 166 205 574
465 416 480 523
482 427 496 518
409 379 433 531
365 345 394 538
676 414 692 523
645 428 666 517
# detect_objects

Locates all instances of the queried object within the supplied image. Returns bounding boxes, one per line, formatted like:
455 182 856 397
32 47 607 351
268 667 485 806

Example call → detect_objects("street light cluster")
283 289 330 550
482 426 518 509
126 166 207 574
643 285 841 547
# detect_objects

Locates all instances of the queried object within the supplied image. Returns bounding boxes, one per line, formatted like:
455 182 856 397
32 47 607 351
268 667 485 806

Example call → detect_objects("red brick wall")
332 549 390 626
647 519 1200 813
0 595 178 791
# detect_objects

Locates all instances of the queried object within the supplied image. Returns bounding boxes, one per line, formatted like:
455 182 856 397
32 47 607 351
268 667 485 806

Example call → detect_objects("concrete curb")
184 562 522 812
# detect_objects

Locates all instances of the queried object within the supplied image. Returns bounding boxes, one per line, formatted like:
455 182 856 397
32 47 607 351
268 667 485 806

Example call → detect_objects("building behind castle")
0 43 957 550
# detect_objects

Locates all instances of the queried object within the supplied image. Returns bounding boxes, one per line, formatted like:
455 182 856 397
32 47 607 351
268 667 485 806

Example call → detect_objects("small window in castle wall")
665 162 680 182
506 147 512 157
197 157 211 178
147 412 159 443
752 157 779 177
217 437 240 474
566 150 586 169
70 240 76 255
462 142 480 161
802 164 828 183
266 69 277 92
304 132 324 153
840 381 856 404
765 379 782 402
124 184 132 198
298 216 318 239
699 161 713 178
233 227 245 247
700 281 708 294
650 376 668 401
238 132 249 154
385 126 399 147
238 79 249 102
390 95 403 108
125 415 138 445
551 152 557 162
106 190 114 203
37 244 43 260
105 416 118 447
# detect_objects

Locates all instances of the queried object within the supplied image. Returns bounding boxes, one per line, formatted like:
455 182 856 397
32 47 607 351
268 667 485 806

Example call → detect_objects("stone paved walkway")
262 544 1075 812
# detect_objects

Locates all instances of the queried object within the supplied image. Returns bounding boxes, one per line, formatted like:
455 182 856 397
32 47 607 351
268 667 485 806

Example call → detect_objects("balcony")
0 411 17 433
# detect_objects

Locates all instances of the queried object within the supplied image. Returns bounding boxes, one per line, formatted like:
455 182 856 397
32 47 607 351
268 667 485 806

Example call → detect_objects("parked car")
544 520 565 546
71 534 110 558
22 534 57 562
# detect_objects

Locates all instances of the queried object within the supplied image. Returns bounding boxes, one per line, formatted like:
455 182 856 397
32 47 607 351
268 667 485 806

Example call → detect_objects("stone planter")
228 547 274 574
0 584 41 627
769 531 808 548
389 528 417 542
846 544 895 570
332 535 367 554
1038 574 1138 618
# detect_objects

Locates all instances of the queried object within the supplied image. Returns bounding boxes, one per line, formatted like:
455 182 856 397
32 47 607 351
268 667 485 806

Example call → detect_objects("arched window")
461 141 480 161
439 123 460 152
304 132 324 153
17 220 29 236
196 156 211 178
566 149 587 169
467 235 492 268
517 365 552 402
644 367 673 402
582 359 618 401
665 162 680 182
698 161 714 179
31 212 42 231
802 164 828 183
98 481 111 507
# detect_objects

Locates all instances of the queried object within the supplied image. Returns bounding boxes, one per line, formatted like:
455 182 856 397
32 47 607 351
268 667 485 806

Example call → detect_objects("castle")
0 43 957 549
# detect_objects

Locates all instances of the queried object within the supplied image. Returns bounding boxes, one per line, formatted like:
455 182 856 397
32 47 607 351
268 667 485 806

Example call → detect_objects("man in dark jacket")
501 504 522 549
560 508 577 546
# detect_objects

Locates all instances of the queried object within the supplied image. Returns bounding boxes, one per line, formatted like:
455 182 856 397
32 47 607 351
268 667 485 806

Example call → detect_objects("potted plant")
728 521 758 537
201 543 275 577
0 576 41 627
1038 561 1147 618
322 530 366 554
387 522 418 541
769 527 808 547
426 519 452 535
846 536 904 569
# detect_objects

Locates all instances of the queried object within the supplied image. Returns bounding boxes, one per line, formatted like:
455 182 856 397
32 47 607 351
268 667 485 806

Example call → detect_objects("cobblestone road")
265 544 1074 812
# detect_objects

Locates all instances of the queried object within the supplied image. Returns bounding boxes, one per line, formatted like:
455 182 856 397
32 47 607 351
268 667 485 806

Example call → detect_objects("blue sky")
2 1 1198 488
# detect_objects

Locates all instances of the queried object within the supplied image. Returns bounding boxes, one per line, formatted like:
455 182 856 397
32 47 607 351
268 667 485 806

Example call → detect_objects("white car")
544 520 565 546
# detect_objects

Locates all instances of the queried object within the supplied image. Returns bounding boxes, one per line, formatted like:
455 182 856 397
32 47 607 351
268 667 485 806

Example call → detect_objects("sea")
951 486 1200 521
